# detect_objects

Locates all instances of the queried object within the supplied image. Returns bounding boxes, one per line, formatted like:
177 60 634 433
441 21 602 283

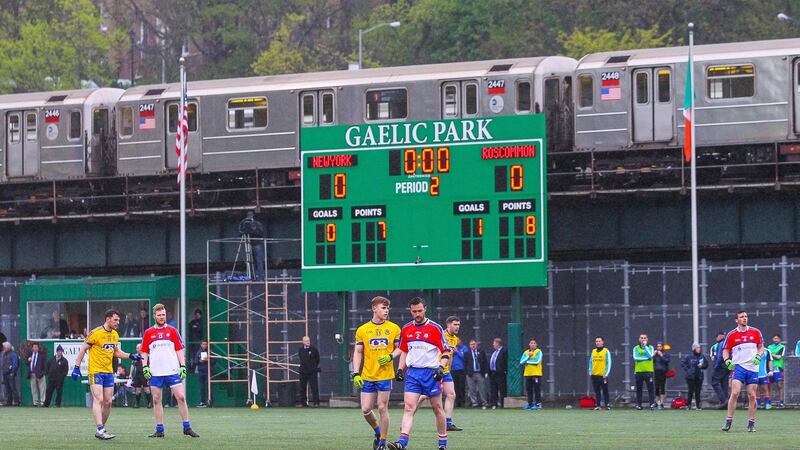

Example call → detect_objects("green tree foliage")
0 0 121 93
559 26 674 59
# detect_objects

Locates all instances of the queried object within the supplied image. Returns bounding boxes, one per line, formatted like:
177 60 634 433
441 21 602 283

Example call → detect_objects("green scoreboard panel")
301 114 547 292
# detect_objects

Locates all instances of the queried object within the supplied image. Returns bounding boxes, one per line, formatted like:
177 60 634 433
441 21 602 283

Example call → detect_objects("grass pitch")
1 405 797 449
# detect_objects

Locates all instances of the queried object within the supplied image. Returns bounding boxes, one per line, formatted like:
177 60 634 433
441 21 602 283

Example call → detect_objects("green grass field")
1 405 798 449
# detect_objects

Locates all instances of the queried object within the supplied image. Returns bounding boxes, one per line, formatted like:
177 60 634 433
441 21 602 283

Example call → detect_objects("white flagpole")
689 23 700 346
179 56 187 338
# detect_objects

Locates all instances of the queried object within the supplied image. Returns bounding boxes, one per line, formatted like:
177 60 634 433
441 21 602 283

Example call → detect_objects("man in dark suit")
27 342 47 406
488 337 508 408
464 339 489 408
297 336 320 407
44 345 69 407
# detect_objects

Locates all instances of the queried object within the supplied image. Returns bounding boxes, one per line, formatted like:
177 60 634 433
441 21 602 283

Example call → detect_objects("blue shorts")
758 376 770 385
732 365 759 385
361 379 392 393
149 374 183 388
405 367 441 397
771 370 783 383
441 373 454 383
91 372 115 388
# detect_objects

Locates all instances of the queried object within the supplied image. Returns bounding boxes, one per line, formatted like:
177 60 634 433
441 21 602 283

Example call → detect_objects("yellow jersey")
443 331 459 374
354 320 401 381
85 326 119 375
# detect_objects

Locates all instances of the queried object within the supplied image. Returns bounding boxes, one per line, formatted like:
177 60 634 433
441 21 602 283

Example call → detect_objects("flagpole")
179 56 187 338
689 23 700 346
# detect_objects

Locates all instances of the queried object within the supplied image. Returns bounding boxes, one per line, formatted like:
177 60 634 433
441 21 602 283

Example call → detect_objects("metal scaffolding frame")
205 236 308 406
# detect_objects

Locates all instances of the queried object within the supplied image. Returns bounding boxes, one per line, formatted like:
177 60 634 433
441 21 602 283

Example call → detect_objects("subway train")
1 38 799 216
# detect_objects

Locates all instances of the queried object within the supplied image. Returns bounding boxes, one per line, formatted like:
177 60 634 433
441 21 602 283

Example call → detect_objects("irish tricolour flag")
683 54 693 162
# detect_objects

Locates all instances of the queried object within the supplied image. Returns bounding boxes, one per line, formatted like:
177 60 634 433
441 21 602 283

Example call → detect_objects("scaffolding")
205 236 308 406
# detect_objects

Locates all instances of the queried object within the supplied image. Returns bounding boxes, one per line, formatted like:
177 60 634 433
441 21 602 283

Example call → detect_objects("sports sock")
438 433 448 448
446 418 452 427
748 419 755 426
373 426 381 437
379 438 387 446
398 433 409 447
725 417 732 423
97 425 105 432
183 420 191 430
156 423 164 433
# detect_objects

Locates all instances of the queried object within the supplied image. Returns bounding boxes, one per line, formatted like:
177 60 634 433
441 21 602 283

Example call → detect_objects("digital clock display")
300 115 547 292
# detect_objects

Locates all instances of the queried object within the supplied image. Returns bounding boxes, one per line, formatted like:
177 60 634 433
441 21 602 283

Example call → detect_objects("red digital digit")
377 221 387 240
326 223 337 242
477 218 483 237
334 173 346 198
404 149 416 174
437 147 450 173
510 165 524 191
525 216 536 235
421 148 434 174
430 176 440 196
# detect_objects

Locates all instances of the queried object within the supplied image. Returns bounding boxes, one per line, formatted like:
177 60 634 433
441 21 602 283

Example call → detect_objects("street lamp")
358 21 401 70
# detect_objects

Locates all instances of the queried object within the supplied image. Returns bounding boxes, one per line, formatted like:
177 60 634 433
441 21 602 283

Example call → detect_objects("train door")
544 77 560 153
441 80 479 119
632 67 673 142
793 59 800 133
300 90 336 127
6 110 38 177
89 107 109 175
165 100 200 169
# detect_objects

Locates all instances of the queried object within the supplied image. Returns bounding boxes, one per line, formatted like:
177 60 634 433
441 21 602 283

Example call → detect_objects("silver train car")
114 56 578 177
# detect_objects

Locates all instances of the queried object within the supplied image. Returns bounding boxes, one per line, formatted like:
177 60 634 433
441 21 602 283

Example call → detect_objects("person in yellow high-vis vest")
519 339 543 410
588 336 612 410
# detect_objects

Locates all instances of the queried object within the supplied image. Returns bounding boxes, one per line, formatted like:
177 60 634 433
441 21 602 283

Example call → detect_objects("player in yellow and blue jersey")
72 309 143 440
352 297 402 450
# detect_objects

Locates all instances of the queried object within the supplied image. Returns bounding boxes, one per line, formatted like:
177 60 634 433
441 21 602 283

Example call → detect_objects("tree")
0 0 121 93
558 26 674 60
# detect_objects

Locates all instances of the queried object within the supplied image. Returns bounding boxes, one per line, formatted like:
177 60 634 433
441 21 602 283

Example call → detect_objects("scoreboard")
300 114 547 292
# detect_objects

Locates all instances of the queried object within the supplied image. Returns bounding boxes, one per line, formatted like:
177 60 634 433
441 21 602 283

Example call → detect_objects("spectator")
519 339 543 410
297 336 320 407
130 344 151 408
188 309 204 370
112 365 134 407
137 308 149 337
43 344 69 407
710 331 730 409
0 331 6 347
122 312 140 338
653 341 671 409
26 342 47 406
239 211 266 280
41 311 69 339
450 339 468 408
1 342 20 406
464 340 488 408
768 334 786 408
588 336 612 410
632 334 655 410
488 338 508 409
681 343 708 410
166 311 176 328
195 341 212 407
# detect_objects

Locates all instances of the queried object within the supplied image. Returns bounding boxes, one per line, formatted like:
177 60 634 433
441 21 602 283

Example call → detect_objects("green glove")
725 359 734 371
179 365 187 379
351 372 364 389
143 365 152 380
753 355 761 367
377 354 393 366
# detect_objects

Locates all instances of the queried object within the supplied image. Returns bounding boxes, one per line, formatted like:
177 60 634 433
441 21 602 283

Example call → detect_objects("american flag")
175 74 189 185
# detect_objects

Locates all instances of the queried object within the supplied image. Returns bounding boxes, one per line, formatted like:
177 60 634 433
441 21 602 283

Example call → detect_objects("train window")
168 103 199 132
444 85 458 117
8 114 20 143
69 110 81 140
227 97 268 129
516 81 531 112
366 88 407 120
707 64 754 99
578 75 593 108
635 72 649 104
321 93 334 124
465 83 478 115
120 107 134 137
657 70 671 103
302 94 315 125
26 113 36 141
